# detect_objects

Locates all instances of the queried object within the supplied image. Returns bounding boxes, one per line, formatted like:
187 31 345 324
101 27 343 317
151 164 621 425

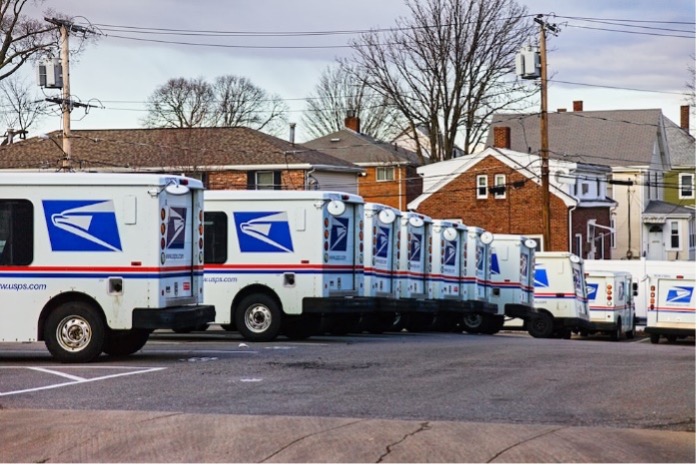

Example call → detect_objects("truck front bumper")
644 326 696 337
586 321 618 332
132 304 215 330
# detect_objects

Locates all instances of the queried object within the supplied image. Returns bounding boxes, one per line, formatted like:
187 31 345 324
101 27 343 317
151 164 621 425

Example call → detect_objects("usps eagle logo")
587 283 599 299
234 211 294 253
490 253 501 275
43 200 122 252
534 266 549 288
667 286 694 304
166 207 187 250
375 226 390 259
330 217 349 252
443 240 457 266
409 232 422 262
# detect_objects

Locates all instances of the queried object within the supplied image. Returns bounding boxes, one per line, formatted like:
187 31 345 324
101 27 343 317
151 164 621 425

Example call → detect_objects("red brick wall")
571 207 612 259
359 165 421 211
417 156 572 251
207 170 306 190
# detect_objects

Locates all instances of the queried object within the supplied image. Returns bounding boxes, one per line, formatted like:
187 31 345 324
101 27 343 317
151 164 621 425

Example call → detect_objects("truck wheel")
44 302 105 363
388 313 407 332
527 313 553 338
625 318 635 339
482 315 504 335
610 320 622 341
650 333 660 344
103 329 151 357
462 314 485 334
235 293 282 342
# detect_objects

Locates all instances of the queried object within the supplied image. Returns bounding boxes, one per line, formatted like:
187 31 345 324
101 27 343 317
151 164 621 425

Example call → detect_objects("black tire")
235 293 282 342
462 314 486 334
482 315 504 335
610 320 622 341
220 323 237 332
666 335 677 343
387 313 407 332
405 314 435 333
625 319 635 339
579 329 589 337
103 329 151 357
44 302 105 363
527 313 554 338
650 333 660 344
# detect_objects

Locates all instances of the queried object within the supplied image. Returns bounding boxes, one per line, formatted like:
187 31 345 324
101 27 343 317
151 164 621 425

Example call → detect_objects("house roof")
644 200 695 216
486 109 667 167
303 129 424 166
0 127 360 172
663 117 696 168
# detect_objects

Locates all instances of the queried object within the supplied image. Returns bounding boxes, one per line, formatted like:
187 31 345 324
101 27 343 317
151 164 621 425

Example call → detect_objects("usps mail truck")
507 252 589 338
583 270 636 340
0 173 214 362
477 234 537 334
645 273 695 344
203 191 373 341
394 211 438 331
361 202 402 332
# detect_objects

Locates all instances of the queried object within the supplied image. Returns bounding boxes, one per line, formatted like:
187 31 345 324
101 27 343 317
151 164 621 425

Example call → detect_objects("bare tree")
142 77 214 128
0 0 58 82
687 53 695 111
0 74 43 135
302 62 406 141
346 0 536 160
212 74 288 135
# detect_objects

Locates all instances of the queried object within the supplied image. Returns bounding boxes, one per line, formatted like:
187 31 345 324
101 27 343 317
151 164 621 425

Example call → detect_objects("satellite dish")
327 200 346 216
443 227 458 241
378 209 396 225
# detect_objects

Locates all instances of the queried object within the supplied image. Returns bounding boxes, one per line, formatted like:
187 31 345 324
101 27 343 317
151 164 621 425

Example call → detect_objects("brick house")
408 135 616 258
303 116 425 210
0 127 362 192
486 102 696 261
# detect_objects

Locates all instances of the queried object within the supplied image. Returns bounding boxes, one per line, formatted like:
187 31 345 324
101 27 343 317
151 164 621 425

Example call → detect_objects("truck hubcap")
245 305 272 333
57 315 92 352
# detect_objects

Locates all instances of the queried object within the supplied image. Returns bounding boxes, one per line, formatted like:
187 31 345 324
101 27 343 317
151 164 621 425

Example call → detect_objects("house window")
679 173 695 199
581 183 589 196
493 174 506 199
376 167 395 182
596 179 601 198
670 221 680 249
247 170 281 190
610 218 616 249
477 175 488 199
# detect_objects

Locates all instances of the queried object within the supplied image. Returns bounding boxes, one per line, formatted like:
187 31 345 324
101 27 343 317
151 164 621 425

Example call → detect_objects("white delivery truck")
457 226 499 333
645 273 695 344
507 252 590 338
203 191 374 341
479 234 537 334
583 270 636 340
361 202 402 332
393 211 439 331
0 173 215 362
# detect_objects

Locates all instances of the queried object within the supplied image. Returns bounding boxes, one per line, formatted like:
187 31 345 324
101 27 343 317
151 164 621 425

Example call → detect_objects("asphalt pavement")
1 408 694 463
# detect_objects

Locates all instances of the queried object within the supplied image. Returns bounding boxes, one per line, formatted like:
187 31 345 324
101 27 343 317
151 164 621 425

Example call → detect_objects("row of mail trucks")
2 174 692 361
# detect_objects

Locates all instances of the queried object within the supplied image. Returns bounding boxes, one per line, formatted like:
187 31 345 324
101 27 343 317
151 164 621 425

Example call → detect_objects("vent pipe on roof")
289 122 296 147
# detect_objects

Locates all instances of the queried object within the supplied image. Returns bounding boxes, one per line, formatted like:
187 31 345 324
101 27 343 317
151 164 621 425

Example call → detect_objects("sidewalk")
0 409 694 463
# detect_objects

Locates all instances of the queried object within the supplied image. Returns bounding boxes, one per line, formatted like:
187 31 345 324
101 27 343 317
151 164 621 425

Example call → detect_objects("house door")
647 225 664 260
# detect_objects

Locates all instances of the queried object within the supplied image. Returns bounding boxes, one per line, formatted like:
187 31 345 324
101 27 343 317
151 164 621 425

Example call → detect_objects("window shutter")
274 171 282 190
246 171 255 190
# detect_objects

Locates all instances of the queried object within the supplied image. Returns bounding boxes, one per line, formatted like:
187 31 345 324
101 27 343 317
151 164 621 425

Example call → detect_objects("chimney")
344 110 360 133
573 100 583 112
493 126 511 149
557 108 567 113
680 105 690 132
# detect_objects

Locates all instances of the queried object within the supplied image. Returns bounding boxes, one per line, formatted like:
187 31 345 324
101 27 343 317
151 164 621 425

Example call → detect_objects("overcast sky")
21 0 696 142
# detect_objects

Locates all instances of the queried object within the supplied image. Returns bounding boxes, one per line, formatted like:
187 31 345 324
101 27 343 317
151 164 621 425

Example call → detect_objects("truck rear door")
324 198 358 295
654 277 695 329
161 189 196 301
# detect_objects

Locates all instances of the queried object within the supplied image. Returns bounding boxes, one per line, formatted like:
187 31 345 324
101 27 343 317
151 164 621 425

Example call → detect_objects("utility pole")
44 17 95 171
534 15 559 251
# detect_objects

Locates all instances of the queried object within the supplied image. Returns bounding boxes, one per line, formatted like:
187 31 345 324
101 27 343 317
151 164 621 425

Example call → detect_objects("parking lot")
0 328 695 462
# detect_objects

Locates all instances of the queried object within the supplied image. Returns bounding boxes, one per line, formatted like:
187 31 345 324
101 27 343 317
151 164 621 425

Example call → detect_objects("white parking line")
0 366 165 397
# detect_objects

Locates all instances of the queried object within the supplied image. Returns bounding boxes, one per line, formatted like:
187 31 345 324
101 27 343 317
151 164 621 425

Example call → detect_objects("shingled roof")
304 129 425 166
486 109 669 167
0 127 360 172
